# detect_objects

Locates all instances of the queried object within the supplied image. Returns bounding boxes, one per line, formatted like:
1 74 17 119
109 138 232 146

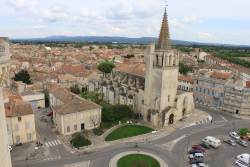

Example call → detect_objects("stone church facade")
89 8 195 126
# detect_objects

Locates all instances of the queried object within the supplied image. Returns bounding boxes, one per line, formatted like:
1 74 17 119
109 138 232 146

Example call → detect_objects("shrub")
38 106 41 109
93 127 104 136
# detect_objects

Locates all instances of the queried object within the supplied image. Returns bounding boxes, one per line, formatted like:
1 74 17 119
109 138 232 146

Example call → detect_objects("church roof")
157 7 171 50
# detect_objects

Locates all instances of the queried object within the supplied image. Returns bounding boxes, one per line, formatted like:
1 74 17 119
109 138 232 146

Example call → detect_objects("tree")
239 128 249 137
179 62 193 75
97 60 116 76
71 132 86 144
91 115 101 126
14 69 31 84
70 85 80 94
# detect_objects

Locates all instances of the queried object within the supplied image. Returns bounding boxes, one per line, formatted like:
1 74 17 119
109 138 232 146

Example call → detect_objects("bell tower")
144 7 179 125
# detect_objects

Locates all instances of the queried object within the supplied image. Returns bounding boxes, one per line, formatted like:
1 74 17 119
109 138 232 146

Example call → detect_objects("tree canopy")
239 128 249 136
70 85 80 94
99 102 134 122
97 60 116 75
179 62 193 75
14 69 31 84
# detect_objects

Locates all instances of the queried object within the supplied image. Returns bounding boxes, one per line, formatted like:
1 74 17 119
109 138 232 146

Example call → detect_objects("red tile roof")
210 71 233 80
245 81 250 88
9 95 23 101
178 76 194 83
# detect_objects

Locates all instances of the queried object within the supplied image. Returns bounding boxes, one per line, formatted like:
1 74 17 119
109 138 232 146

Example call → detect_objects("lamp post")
186 134 190 153
26 156 28 167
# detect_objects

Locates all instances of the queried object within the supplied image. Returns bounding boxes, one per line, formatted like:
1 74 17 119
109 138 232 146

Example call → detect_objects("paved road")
13 106 248 167
34 109 71 160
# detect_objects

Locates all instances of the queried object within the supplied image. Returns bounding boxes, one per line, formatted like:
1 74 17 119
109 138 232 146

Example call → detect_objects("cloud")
7 0 38 15
80 8 99 18
54 31 74 36
42 9 68 22
197 31 212 39
182 15 203 24
90 31 97 35
32 25 47 29
105 0 133 20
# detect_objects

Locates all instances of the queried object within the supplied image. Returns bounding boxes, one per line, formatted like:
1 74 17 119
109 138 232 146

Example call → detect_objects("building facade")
5 99 37 145
194 72 233 108
0 37 12 167
50 88 102 135
223 80 250 115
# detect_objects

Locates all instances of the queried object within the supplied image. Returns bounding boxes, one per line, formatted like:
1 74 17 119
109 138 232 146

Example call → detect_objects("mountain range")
10 36 250 47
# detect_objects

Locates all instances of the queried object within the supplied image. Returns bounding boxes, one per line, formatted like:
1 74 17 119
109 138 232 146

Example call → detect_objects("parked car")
9 146 13 152
235 160 248 167
224 140 236 146
189 149 203 154
230 132 240 140
192 145 205 152
190 153 203 159
190 157 203 164
237 133 248 140
246 133 250 140
236 140 248 147
47 111 53 116
15 143 22 146
191 163 209 167
200 142 210 148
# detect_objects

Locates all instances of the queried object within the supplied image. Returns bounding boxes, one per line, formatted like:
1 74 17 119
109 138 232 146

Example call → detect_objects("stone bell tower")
0 37 12 167
143 8 180 125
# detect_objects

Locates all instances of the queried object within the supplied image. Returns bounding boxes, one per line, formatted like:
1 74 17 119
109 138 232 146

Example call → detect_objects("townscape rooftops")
20 90 41 96
178 76 194 83
9 95 23 101
199 63 230 70
51 87 101 115
210 71 233 80
245 81 250 88
115 66 145 76
226 79 244 87
5 99 34 117
206 55 230 64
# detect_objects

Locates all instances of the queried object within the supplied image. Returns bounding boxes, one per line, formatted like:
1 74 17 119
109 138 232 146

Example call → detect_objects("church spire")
157 7 171 50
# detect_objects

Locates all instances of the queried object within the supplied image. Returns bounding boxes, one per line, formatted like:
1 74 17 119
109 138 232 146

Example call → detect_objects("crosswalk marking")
196 118 209 125
45 140 62 147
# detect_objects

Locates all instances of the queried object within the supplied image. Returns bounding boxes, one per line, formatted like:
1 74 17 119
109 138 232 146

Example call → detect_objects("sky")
0 0 250 45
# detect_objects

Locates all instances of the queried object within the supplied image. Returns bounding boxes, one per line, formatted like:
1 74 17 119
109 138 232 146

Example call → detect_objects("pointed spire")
157 7 171 50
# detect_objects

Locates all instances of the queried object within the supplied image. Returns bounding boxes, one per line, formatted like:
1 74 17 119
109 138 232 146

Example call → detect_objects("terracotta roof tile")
210 71 233 80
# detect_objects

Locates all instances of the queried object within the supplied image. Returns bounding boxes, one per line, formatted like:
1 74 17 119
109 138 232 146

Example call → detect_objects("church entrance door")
169 114 174 124
182 108 186 118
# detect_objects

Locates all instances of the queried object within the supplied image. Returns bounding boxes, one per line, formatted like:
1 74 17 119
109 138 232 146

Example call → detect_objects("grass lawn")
117 154 160 167
70 139 92 148
105 125 154 141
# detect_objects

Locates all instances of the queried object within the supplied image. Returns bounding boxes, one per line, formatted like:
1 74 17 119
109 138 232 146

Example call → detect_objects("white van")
190 153 203 159
202 136 221 148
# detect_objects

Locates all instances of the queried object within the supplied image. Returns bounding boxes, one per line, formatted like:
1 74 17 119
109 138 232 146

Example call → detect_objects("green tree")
14 69 31 84
99 46 103 49
97 60 116 76
70 85 80 94
71 131 86 144
179 62 193 75
239 128 249 136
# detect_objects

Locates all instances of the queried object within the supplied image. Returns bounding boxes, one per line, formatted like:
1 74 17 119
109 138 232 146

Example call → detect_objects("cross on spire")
165 0 168 6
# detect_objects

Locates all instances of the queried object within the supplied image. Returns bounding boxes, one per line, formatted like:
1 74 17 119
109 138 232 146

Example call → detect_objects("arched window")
168 95 171 102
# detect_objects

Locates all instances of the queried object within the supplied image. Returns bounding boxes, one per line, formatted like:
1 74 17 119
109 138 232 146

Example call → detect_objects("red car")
237 133 248 140
192 145 205 152
47 111 53 116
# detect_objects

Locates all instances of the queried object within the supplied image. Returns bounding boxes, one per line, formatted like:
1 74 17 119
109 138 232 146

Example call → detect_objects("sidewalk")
58 108 209 154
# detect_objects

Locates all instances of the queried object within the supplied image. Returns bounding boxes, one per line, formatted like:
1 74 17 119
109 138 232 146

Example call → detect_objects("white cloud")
197 31 212 39
80 8 99 18
42 10 68 22
182 15 203 24
90 31 97 35
32 25 47 29
54 31 74 36
7 0 38 14
105 0 133 19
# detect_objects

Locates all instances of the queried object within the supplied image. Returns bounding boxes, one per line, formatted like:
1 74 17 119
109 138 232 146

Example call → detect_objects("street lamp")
186 134 190 153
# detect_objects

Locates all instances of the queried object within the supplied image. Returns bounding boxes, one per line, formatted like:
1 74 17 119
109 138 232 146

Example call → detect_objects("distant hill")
10 36 250 47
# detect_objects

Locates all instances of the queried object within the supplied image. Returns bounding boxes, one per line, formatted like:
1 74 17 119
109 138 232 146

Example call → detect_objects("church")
89 8 195 126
